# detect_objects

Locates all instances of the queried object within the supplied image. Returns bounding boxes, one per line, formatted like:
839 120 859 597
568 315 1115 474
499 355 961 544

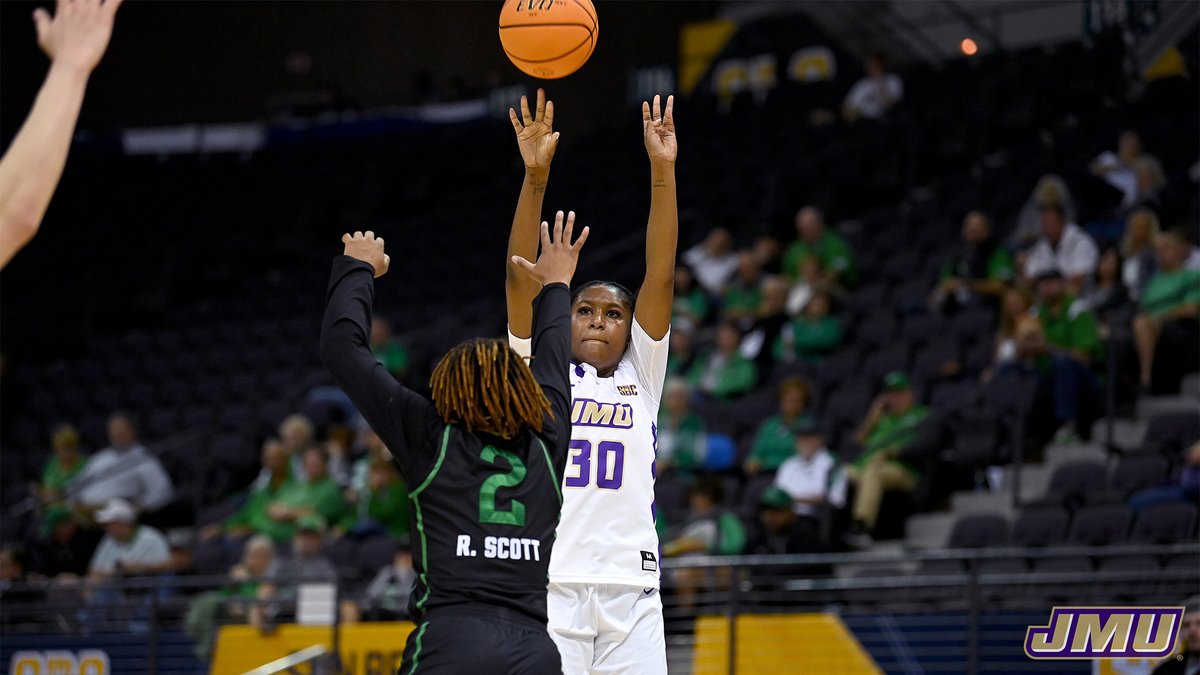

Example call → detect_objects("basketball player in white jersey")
505 89 676 674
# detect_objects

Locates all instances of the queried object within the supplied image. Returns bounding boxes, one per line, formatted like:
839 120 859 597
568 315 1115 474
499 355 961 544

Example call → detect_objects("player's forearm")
645 163 677 284
0 63 90 266
506 168 550 338
320 258 379 382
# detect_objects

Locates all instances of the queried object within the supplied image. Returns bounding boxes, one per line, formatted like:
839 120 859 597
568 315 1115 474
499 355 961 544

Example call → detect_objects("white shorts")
547 581 667 675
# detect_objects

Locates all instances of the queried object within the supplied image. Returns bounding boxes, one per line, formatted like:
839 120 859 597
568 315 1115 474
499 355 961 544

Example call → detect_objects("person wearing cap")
1032 270 1101 365
745 377 815 476
86 498 171 580
1150 594 1199 675
1021 201 1099 294
773 418 835 521
38 424 85 505
748 487 823 556
847 372 929 541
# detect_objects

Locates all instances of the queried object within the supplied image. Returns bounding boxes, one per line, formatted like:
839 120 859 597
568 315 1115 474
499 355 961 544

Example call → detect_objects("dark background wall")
1 0 719 139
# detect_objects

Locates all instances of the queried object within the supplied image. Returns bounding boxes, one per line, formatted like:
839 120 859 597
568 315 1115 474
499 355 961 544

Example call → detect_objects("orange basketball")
499 0 598 80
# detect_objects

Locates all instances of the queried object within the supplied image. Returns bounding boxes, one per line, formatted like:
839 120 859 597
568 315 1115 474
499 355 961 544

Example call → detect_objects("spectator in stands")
1089 130 1145 210
842 52 903 122
1033 270 1101 365
347 423 390 493
37 423 85 505
745 377 815 476
931 210 1014 313
263 446 346 538
657 377 707 478
216 439 295 542
322 425 353 487
1151 594 1199 675
666 326 696 377
753 234 783 275
994 287 1034 367
776 291 842 362
846 372 929 543
682 227 739 296
1121 207 1161 299
252 413 317 489
33 506 100 579
723 250 766 328
1077 247 1130 335
739 276 793 374
774 418 835 518
1011 175 1078 250
87 498 172 580
671 263 709 333
1021 203 1099 294
748 487 824 555
337 459 409 539
67 412 174 514
185 534 278 659
370 316 410 382
1129 155 1168 217
0 0 123 269
688 320 758 399
782 206 856 288
251 515 338 628
1134 229 1200 392
785 255 846 317
359 540 415 621
1000 317 1096 445
1129 442 1200 513
662 479 746 558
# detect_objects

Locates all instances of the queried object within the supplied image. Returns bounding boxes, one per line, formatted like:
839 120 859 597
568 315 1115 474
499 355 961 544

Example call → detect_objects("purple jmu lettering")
1024 607 1183 659
570 399 634 429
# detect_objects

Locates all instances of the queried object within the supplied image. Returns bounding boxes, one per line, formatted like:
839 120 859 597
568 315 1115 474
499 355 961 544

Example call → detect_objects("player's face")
571 287 631 376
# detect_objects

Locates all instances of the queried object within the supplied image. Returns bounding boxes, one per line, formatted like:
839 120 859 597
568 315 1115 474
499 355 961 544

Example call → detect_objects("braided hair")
429 338 552 440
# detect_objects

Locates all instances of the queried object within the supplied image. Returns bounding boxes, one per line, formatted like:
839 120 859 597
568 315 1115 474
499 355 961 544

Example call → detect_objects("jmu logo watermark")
1024 607 1184 659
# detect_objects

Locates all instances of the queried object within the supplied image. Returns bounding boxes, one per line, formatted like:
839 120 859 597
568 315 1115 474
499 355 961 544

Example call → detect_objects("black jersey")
319 256 571 625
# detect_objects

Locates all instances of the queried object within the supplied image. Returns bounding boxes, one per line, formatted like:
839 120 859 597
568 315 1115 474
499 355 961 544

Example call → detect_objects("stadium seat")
1066 505 1132 546
1010 506 1069 547
946 513 1008 549
1128 502 1198 545
1141 410 1200 457
1041 460 1107 508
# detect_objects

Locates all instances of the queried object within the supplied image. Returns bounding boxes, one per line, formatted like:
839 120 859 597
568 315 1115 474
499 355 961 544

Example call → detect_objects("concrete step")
1091 418 1147 451
950 489 1016 518
1137 395 1200 418
1044 442 1108 468
903 512 957 550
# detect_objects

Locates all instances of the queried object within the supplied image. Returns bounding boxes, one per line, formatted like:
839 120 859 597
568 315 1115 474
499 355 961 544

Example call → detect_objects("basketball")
499 0 598 79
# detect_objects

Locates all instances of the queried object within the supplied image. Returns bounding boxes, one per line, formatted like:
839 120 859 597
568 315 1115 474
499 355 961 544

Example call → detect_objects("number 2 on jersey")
479 446 526 526
564 440 625 489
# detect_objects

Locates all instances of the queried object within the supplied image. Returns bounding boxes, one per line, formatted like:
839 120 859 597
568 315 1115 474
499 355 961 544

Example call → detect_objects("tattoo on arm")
653 178 667 188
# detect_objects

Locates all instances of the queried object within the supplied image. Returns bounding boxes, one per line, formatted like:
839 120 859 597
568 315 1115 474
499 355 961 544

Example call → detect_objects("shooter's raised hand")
509 88 559 170
643 94 677 165
34 0 123 73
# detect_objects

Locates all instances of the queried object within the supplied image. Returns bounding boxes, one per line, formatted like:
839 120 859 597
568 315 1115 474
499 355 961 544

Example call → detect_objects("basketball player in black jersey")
320 212 587 674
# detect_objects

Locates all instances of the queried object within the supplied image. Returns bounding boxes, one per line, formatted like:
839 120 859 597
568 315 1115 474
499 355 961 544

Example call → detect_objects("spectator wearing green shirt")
671 264 709 334
662 479 747 610
657 378 707 477
846 372 929 542
218 439 296 542
931 211 1014 313
723 251 765 328
782 206 856 288
1032 270 1102 442
745 377 815 475
370 317 410 382
665 327 696 378
688 321 758 400
338 459 409 539
1134 230 1200 392
776 292 842 362
39 424 85 505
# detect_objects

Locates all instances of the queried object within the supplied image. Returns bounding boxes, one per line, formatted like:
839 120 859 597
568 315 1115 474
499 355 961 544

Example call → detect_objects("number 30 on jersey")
564 439 625 489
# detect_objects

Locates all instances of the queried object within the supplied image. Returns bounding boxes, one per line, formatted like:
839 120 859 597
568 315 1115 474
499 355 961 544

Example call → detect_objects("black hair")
571 281 636 313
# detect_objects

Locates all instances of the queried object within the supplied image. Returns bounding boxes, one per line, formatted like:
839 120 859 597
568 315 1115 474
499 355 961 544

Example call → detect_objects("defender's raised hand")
34 0 123 73
643 94 677 165
509 88 559 170
342 231 390 278
511 210 589 287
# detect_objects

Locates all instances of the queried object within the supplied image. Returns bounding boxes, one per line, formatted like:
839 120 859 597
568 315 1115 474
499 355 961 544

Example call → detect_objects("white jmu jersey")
511 320 670 588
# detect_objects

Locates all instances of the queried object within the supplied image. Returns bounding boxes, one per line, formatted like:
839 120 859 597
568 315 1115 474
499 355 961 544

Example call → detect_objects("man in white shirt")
67 413 174 513
774 418 836 517
87 499 171 579
843 52 904 122
682 227 739 296
1022 203 1099 294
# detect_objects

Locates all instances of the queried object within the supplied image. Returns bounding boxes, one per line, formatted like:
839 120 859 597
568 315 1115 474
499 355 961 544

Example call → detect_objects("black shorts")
399 605 560 675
